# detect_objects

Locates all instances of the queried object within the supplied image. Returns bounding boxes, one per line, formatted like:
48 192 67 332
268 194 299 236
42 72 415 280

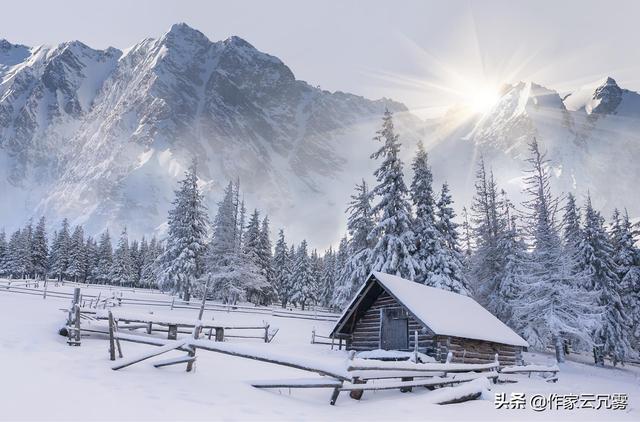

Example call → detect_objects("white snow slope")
0 282 638 421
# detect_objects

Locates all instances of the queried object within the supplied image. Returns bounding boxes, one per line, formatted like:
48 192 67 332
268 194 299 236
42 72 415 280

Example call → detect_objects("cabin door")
380 308 409 350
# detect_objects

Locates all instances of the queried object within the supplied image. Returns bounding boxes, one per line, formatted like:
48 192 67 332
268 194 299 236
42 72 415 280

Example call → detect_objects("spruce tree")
31 217 48 280
433 182 469 294
242 209 270 304
84 236 99 284
0 230 8 276
613 211 640 350
110 228 133 286
330 236 352 309
206 182 257 304
290 240 314 310
578 198 632 364
49 219 71 282
157 160 209 300
7 229 22 278
514 139 598 363
320 247 337 308
368 110 420 279
67 225 86 282
335 181 375 309
97 231 113 284
469 158 503 305
272 229 291 308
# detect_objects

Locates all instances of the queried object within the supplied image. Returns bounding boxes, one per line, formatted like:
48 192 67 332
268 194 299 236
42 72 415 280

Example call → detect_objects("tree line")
0 110 638 365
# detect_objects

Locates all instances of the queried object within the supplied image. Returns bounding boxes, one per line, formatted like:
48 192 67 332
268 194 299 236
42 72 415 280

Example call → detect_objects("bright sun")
466 86 500 114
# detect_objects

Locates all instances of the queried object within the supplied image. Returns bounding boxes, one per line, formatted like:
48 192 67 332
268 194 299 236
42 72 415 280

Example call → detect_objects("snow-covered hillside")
0 24 421 246
428 77 640 217
0 282 637 421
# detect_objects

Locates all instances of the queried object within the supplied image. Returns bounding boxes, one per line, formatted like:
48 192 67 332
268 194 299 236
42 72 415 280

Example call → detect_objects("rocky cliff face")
0 24 421 246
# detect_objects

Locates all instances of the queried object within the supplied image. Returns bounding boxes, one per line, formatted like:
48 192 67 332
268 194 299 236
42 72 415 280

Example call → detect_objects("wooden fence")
0 279 340 322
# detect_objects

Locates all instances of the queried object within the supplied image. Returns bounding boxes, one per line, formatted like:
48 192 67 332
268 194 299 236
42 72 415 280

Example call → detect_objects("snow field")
0 284 638 421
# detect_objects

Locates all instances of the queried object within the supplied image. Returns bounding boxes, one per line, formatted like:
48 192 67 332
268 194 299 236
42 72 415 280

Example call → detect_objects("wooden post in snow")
264 323 270 343
42 281 48 299
108 311 116 361
186 278 209 372
170 297 175 311
214 327 224 342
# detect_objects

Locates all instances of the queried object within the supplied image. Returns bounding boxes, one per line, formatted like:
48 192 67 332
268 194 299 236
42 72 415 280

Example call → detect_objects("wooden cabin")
330 272 528 366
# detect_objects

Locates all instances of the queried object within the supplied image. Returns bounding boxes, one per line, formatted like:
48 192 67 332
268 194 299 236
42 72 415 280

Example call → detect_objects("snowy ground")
0 282 638 421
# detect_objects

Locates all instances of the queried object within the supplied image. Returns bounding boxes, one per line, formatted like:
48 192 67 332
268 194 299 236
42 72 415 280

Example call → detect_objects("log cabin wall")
442 335 523 366
347 291 436 352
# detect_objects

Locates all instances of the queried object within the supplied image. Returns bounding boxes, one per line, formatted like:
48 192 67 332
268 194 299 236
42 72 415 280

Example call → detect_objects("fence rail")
0 279 340 322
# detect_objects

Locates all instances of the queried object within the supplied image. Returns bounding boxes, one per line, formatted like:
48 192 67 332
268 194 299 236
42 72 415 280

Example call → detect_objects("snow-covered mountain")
0 24 421 247
2 23 638 246
427 77 640 218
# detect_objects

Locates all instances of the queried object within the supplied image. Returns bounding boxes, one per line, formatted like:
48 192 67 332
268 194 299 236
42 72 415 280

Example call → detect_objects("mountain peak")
598 76 619 88
223 35 255 50
163 22 210 45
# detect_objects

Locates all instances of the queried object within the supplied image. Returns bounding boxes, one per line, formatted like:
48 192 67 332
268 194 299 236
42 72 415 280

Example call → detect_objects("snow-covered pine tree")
285 244 296 307
272 229 291 308
578 197 632 365
49 219 71 282
129 240 140 286
96 231 113 284
0 230 8 276
258 216 275 302
110 228 133 286
31 217 48 280
84 236 99 284
157 160 209 301
15 222 33 279
611 210 640 351
140 237 161 288
491 191 527 326
6 229 22 278
460 207 473 261
468 158 503 307
561 193 583 276
319 246 336 308
241 209 271 304
433 182 469 294
330 236 353 309
290 240 314 310
66 225 86 282
334 180 375 309
206 182 257 304
514 139 599 363
310 249 322 306
368 111 420 280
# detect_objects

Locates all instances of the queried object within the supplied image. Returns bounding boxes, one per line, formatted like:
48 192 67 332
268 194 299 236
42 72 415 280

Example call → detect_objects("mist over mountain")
427 77 640 219
0 23 421 247
1 23 639 248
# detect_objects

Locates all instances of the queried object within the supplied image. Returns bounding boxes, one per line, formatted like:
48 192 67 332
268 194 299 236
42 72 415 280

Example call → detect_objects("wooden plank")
188 340 350 381
251 378 343 389
111 340 187 370
153 355 196 368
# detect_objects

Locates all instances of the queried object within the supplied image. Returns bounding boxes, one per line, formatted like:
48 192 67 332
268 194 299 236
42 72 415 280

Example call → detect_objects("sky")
2 0 640 118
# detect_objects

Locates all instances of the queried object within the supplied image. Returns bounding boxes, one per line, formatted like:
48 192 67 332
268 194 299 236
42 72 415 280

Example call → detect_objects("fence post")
73 305 81 345
170 297 175 310
311 328 315 344
108 311 116 361
43 281 48 300
264 324 270 343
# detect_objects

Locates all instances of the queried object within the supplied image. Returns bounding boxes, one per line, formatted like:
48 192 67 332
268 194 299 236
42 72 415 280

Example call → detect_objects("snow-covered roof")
333 272 529 348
